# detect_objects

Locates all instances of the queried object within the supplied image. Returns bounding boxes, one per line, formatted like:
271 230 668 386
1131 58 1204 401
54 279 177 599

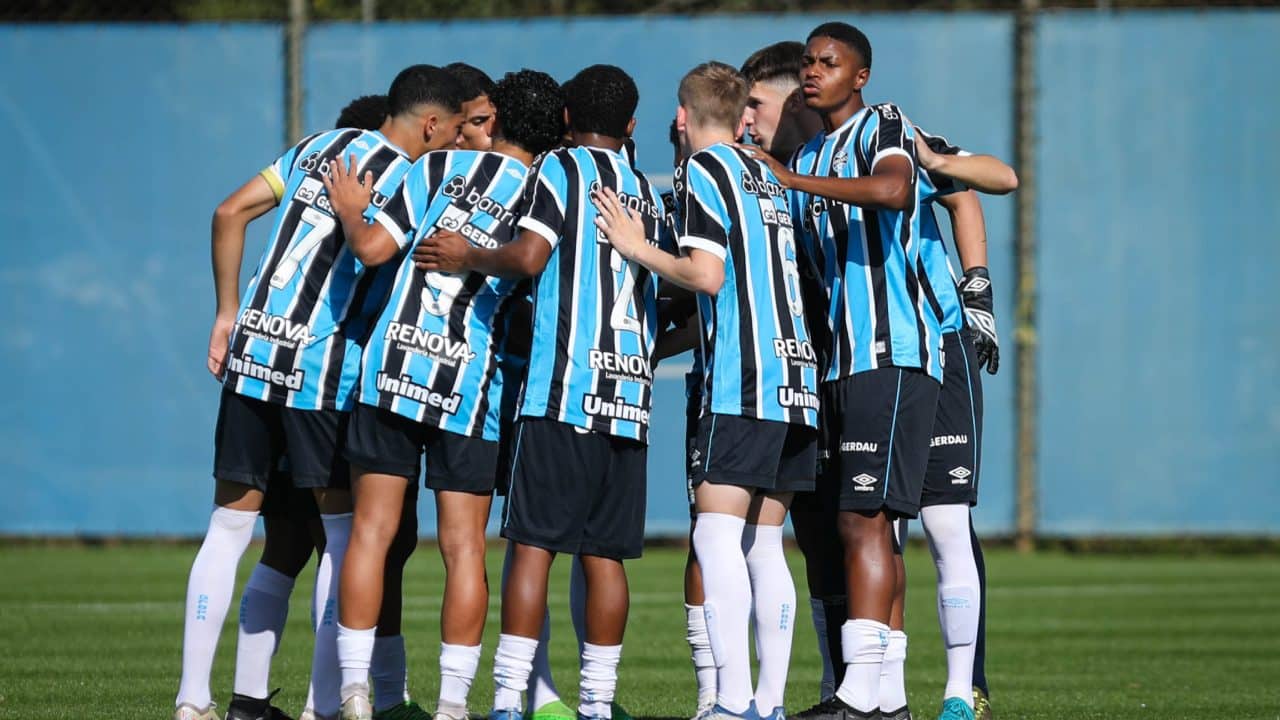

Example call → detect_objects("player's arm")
654 280 699 362
915 132 1018 195
207 173 279 378
592 187 723 296
938 190 1000 374
414 228 552 279
742 143 913 211
322 154 402 266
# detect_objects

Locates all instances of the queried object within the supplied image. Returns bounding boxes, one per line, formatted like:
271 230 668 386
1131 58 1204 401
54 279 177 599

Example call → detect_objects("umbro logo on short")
949 466 972 485
852 473 878 492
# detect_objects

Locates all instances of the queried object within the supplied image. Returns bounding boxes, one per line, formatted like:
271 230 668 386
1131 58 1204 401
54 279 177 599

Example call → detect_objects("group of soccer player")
174 19 1017 720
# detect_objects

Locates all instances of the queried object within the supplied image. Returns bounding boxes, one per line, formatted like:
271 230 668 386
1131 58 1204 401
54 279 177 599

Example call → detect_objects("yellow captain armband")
259 168 285 202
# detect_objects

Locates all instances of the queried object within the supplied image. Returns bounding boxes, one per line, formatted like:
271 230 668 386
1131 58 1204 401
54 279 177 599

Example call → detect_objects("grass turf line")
0 545 1278 719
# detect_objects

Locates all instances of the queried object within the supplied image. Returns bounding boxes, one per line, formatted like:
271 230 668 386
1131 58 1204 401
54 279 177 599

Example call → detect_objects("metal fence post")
286 0 307 145
1013 0 1040 553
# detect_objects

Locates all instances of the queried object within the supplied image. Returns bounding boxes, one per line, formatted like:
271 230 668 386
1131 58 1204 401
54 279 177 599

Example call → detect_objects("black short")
691 413 817 493
260 461 320 519
494 360 526 497
213 389 349 490
502 418 647 560
923 331 985 507
684 377 701 516
820 368 940 518
344 404 496 494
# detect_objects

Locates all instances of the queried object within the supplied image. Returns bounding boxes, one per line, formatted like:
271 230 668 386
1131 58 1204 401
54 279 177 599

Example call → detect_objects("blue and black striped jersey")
914 128 969 336
516 145 672 443
789 103 943 383
675 143 819 426
359 149 529 440
225 129 411 411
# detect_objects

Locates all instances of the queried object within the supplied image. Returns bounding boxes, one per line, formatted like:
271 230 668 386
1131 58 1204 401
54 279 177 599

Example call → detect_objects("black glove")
959 266 1000 375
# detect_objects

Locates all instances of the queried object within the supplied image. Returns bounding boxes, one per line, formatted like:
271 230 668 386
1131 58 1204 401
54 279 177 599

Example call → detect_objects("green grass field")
1 544 1278 720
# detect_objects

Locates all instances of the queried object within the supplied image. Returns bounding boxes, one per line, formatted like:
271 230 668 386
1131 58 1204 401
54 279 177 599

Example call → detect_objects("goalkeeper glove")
960 266 1000 375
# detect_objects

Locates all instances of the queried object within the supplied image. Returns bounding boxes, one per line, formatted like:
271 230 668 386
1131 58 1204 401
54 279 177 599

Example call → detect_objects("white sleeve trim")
678 236 728 261
374 211 409 249
871 146 913 172
518 215 559 248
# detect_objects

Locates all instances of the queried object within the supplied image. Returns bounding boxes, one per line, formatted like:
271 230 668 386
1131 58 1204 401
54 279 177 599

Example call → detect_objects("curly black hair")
387 64 464 116
490 69 565 157
807 22 873 69
334 94 388 131
444 62 496 102
562 64 638 139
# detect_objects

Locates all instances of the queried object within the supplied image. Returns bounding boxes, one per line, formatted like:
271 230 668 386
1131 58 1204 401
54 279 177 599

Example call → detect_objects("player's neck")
492 138 534 168
381 116 425 159
822 93 866 133
571 132 625 152
686 124 735 154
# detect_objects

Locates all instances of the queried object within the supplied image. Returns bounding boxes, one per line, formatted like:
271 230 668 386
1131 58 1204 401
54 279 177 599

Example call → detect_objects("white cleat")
174 703 222 720
300 710 337 720
339 684 374 720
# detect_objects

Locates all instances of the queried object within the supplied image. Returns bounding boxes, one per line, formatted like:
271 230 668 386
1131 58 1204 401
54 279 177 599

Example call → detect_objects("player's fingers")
362 171 373 188
594 216 611 233
988 348 1000 375
347 154 360 179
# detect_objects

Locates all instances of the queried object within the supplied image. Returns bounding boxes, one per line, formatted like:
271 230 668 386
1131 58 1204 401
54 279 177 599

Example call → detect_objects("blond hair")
677 61 749 133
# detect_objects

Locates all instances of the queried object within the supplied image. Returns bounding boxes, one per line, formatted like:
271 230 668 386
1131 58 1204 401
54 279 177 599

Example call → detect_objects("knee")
439 528 487 567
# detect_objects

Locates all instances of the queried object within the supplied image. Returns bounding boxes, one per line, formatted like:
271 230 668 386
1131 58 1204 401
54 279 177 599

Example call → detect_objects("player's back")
914 129 970 336
790 102 942 382
678 142 818 427
516 145 669 442
360 148 530 437
227 128 412 410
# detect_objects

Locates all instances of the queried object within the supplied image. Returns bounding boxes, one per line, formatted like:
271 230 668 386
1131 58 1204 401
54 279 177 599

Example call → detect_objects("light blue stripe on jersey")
230 128 410 411
358 149 528 439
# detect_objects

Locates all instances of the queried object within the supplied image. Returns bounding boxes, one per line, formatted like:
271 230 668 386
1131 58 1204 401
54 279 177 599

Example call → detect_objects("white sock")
439 642 482 709
692 512 752 714
371 634 409 712
834 619 890 713
809 597 835 699
878 631 908 712
337 623 377 700
686 603 717 708
176 506 258 709
493 634 539 712
570 555 588 659
922 504 980 708
743 524 794 714
311 513 352 716
233 563 295 698
579 642 622 718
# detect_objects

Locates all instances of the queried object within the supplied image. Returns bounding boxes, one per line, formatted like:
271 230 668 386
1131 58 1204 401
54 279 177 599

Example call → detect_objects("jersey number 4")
609 248 642 334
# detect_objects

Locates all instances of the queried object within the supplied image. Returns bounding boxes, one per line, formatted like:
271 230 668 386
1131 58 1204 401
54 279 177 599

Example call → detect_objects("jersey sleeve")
259 134 322 203
913 125 969 200
373 164 427 250
675 155 731 261
516 152 569 248
862 104 916 174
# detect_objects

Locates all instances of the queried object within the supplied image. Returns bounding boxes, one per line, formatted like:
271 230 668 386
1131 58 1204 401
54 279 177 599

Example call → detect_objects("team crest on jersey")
832 150 849 173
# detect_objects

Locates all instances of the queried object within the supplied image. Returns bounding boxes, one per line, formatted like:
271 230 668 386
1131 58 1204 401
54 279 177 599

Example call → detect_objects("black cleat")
227 690 295 720
880 707 912 720
789 696 879 720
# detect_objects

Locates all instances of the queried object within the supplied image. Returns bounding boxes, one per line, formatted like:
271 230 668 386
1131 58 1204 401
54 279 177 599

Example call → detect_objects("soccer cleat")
368 701 433 720
936 699 972 720
761 706 786 720
174 703 223 720
227 690 295 720
299 710 337 720
692 702 762 720
788 696 877 720
530 700 577 720
881 706 913 720
428 701 467 720
970 689 992 720
340 686 374 720
692 697 718 720
489 710 523 720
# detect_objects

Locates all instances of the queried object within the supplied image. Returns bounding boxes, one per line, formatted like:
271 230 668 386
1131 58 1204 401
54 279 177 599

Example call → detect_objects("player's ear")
853 66 870 91
625 117 637 138
735 113 748 142
422 112 439 141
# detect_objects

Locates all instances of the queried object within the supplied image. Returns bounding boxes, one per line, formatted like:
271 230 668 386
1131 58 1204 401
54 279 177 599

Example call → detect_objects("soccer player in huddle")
740 42 821 164
418 63 668 720
321 69 566 720
595 61 817 720
177 65 463 720
445 63 498 151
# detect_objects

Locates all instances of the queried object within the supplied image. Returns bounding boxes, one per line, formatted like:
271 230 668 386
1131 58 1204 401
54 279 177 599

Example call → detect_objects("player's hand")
206 314 235 380
735 143 793 187
960 266 1000 375
321 153 373 221
416 229 471 273
591 186 648 260
914 131 942 172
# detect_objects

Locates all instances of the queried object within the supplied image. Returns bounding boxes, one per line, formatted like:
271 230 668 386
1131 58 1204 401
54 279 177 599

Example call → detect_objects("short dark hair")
489 69 565 157
668 118 680 153
740 41 805 87
334 94 388 131
387 64 465 117
444 62 496 102
807 22 873 69
562 64 639 139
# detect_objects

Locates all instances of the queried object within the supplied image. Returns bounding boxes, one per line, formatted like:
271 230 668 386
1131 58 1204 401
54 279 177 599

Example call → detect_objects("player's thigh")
691 413 788 493
501 419 601 555
580 435 648 561
748 491 793 527
280 405 350 494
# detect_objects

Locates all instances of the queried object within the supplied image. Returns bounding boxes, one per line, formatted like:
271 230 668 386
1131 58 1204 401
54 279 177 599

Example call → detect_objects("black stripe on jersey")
544 150 580 420
695 152 758 414
851 113 894 369
319 320 348 408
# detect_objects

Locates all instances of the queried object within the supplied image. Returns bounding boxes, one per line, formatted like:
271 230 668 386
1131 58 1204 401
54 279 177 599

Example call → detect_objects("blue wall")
0 11 1273 536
